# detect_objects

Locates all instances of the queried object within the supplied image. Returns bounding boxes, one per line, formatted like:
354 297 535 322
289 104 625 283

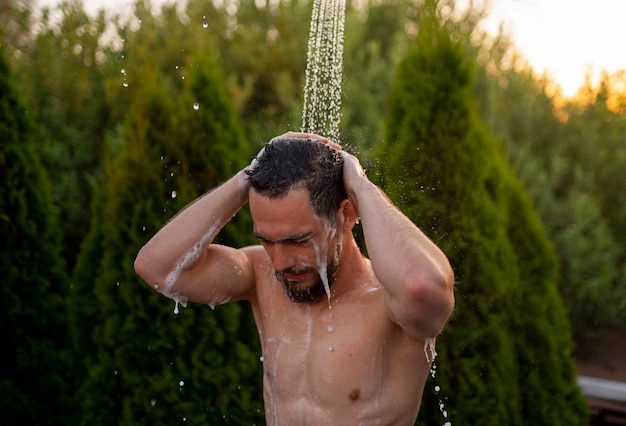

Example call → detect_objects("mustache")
275 266 315 280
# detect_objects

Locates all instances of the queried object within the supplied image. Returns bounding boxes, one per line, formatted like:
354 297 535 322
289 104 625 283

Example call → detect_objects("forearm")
135 170 250 287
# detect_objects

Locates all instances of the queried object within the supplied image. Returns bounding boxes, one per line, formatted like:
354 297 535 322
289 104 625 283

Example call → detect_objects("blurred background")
1 0 625 424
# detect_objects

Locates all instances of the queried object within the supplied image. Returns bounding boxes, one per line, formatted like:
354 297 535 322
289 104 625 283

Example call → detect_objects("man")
134 132 455 425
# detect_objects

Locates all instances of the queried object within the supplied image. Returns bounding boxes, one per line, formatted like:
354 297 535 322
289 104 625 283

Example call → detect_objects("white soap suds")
163 223 220 293
424 337 437 363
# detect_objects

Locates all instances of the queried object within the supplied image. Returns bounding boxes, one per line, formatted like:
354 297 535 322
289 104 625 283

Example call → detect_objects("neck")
331 233 368 297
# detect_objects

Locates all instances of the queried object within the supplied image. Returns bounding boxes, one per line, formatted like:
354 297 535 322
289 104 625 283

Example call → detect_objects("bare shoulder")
240 244 268 260
241 244 276 284
352 269 428 347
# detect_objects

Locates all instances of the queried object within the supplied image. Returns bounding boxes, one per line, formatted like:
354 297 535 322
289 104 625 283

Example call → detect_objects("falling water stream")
301 0 346 142
300 0 451 422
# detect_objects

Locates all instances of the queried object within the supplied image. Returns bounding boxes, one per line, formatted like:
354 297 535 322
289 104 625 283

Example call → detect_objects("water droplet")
327 325 334 333
203 22 208 28
259 356 264 362
150 399 156 407
171 191 177 199
424 337 437 362
193 103 199 110
120 68 126 74
179 380 185 387
435 385 441 392
123 81 128 87
328 346 334 352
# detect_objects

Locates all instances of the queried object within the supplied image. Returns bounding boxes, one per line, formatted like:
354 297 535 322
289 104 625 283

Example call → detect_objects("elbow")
134 250 146 280
134 246 159 288
397 268 455 339
435 267 456 316
415 271 455 317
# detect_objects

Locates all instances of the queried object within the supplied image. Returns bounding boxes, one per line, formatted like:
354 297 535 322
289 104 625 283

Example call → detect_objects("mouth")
277 268 313 284
282 271 308 282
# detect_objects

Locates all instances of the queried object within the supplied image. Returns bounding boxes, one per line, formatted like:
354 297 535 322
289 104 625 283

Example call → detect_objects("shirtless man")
134 132 455 425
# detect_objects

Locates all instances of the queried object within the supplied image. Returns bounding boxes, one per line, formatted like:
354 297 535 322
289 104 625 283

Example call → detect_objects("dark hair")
246 138 346 222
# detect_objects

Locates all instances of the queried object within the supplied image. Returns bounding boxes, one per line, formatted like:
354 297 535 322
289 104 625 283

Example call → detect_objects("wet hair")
246 138 346 222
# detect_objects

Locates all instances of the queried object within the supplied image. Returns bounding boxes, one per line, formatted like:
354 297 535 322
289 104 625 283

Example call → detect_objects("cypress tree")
71 47 263 424
0 50 73 424
375 1 588 424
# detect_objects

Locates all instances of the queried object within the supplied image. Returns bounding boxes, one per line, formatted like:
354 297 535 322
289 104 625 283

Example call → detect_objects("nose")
271 243 294 272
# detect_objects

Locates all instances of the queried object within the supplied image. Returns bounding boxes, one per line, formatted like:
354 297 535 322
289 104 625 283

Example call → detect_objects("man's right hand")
271 131 342 151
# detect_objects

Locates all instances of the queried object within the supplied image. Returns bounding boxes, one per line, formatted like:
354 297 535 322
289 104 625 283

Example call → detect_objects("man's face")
249 188 341 304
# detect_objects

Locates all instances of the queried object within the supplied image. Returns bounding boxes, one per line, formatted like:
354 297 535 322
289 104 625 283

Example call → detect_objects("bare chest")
253 290 428 424
261 305 385 403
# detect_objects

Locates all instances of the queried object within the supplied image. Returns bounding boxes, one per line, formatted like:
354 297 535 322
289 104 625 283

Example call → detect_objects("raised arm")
273 131 455 339
134 169 257 307
342 151 455 341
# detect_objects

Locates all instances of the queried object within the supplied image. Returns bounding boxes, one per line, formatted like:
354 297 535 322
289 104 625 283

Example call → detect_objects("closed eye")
254 231 314 246
257 237 271 246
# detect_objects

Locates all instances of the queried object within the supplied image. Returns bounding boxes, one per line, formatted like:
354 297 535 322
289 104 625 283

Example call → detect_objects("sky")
37 0 626 98
480 0 626 97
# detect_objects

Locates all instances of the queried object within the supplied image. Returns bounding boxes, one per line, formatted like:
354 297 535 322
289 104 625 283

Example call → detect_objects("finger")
296 133 341 150
270 131 341 150
325 139 342 151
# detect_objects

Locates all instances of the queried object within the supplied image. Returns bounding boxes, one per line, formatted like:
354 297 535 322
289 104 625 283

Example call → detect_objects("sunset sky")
38 0 626 97
481 0 626 97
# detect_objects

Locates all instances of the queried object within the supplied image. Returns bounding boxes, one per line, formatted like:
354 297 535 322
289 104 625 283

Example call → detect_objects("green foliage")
474 34 626 342
341 0 412 150
215 0 313 143
0 49 73 425
375 2 587 424
70 33 262 424
5 0 626 422
9 0 114 271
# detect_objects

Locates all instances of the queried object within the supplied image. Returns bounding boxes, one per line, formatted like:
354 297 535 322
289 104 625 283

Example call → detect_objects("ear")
338 198 359 231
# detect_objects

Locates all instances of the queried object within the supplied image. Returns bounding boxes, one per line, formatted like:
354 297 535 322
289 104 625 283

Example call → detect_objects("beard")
275 248 340 304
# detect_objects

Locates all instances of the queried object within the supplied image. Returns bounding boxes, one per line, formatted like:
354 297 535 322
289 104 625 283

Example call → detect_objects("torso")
248 247 431 426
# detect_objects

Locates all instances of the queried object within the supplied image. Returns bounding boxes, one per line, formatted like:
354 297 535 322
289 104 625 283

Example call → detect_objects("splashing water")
314 241 331 307
159 223 223 314
301 0 346 142
313 220 337 307
425 338 452 425
424 337 437 363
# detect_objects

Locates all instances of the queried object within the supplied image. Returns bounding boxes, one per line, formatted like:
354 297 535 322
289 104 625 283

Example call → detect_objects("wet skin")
247 188 431 425
135 134 455 425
